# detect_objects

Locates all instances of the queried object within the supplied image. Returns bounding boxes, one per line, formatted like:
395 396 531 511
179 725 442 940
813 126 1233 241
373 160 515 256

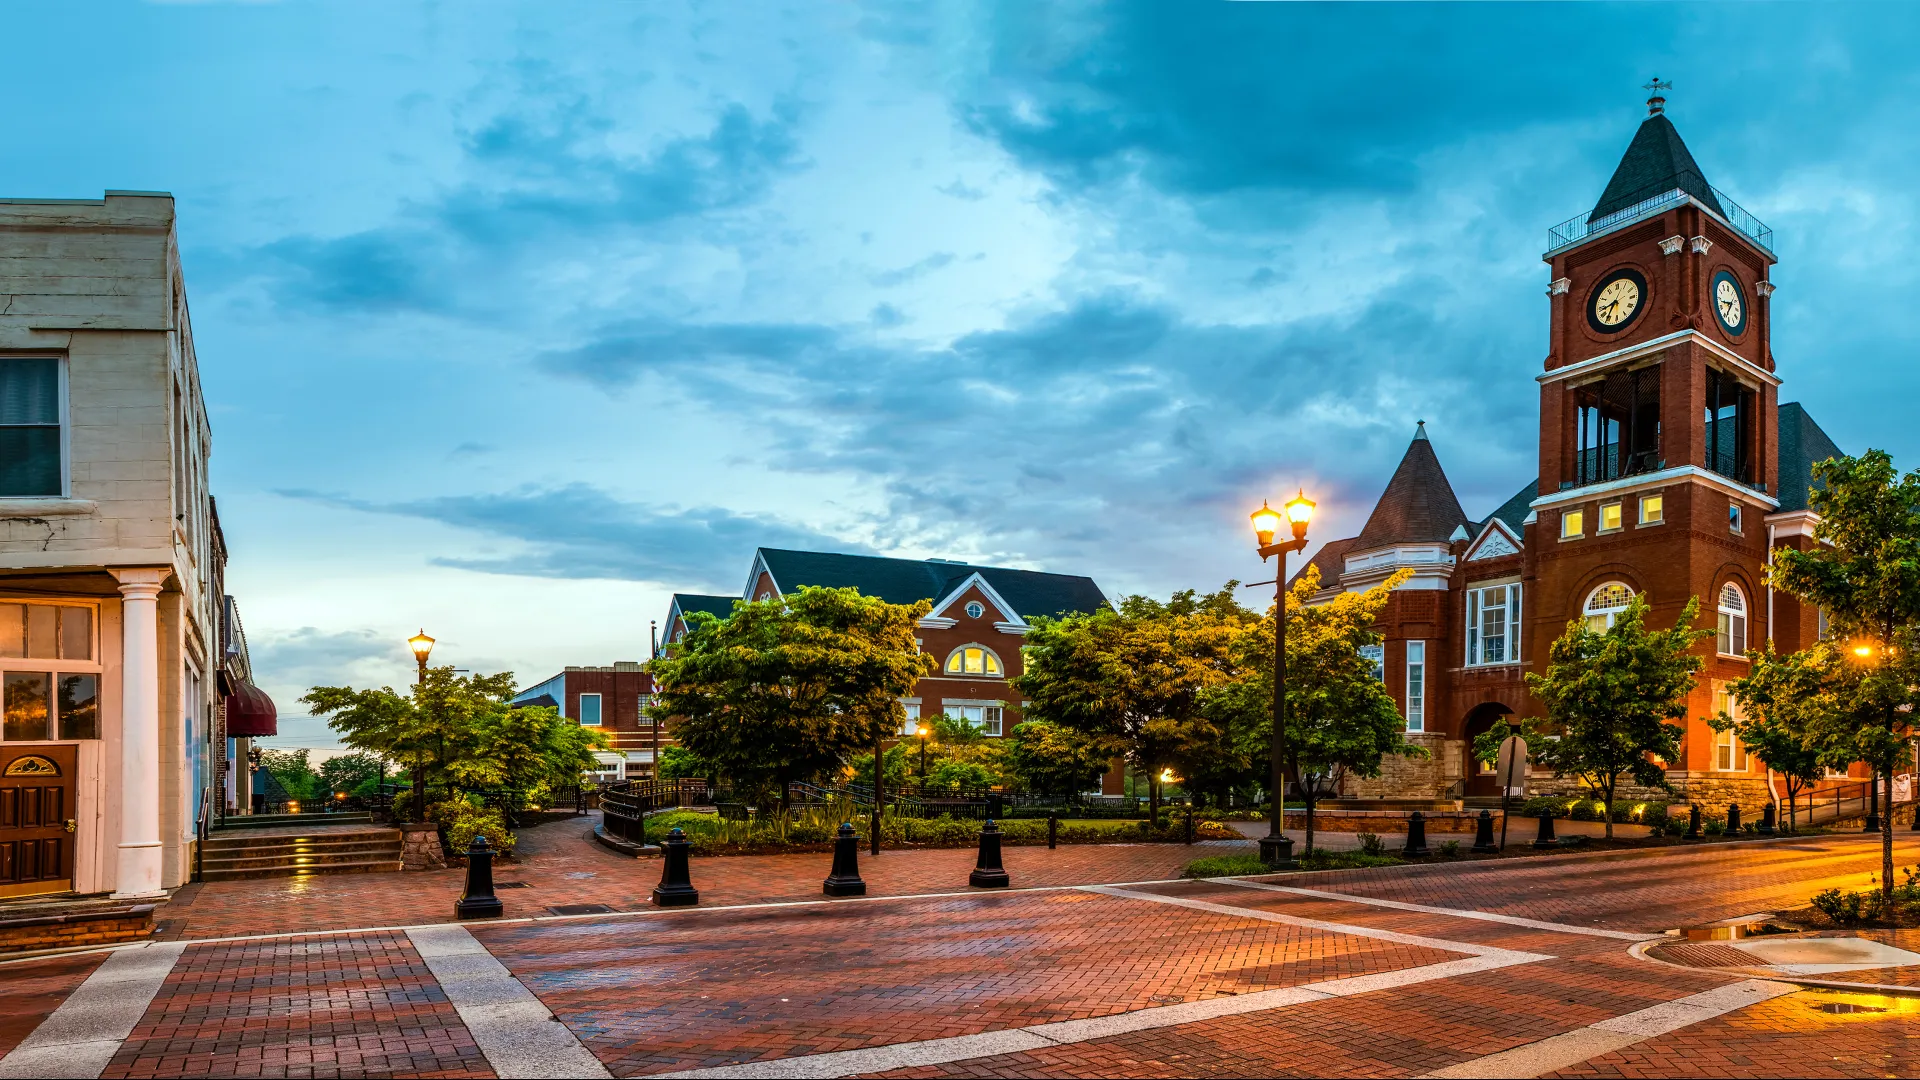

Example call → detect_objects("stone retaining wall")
0 904 155 955
1285 809 1489 834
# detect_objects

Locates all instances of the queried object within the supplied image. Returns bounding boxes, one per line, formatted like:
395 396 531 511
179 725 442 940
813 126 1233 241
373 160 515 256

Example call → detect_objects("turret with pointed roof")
1351 421 1472 550
1590 111 1722 221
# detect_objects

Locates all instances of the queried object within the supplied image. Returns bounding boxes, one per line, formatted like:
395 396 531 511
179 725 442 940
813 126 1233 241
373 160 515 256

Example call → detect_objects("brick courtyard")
4 825 1918 1078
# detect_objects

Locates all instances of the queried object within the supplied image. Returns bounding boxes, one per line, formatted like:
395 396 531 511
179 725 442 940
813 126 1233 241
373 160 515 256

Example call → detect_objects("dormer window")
945 645 1003 677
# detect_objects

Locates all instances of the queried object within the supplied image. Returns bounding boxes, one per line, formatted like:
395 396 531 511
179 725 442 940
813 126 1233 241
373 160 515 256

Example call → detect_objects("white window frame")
1711 683 1749 771
1583 582 1635 633
1639 493 1664 525
1728 502 1743 534
900 700 921 735
0 356 69 499
964 601 985 619
944 644 1004 677
945 702 1005 737
0 600 103 743
1716 583 1748 658
1465 583 1522 667
1358 644 1385 682
1561 508 1584 539
1405 641 1425 733
577 692 603 727
1598 502 1623 533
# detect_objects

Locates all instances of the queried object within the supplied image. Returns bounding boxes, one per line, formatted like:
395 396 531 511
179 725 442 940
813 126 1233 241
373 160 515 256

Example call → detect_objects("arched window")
945 645 1003 677
1583 582 1634 633
1717 583 1748 656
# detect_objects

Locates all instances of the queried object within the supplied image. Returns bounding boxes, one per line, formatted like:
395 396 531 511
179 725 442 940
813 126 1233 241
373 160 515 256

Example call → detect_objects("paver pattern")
1551 987 1920 1079
100 931 489 1079
478 888 1453 1076
161 815 1239 939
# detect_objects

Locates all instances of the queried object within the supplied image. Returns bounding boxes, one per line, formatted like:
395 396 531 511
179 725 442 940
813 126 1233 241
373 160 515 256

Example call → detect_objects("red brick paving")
0 950 106 1056
101 931 491 1079
161 814 1236 939
475 888 1454 1077
1551 988 1920 1078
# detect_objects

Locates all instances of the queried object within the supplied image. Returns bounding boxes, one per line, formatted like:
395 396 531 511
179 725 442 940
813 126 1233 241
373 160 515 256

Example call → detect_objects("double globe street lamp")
1250 491 1316 869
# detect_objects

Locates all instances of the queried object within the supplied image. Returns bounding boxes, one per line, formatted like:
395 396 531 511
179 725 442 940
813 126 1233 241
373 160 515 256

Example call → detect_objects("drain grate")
1816 1002 1888 1014
1645 943 1756 968
496 881 532 889
549 903 615 916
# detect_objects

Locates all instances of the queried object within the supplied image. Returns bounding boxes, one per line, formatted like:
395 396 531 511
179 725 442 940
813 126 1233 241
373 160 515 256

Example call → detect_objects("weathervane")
1643 77 1673 116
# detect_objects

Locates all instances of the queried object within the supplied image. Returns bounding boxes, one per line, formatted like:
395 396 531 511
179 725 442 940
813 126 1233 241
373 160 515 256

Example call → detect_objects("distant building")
512 662 660 782
0 192 259 899
663 548 1110 740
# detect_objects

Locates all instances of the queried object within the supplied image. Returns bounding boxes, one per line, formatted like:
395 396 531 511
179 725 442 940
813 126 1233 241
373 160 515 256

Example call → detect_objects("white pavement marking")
406 924 612 1080
0 941 186 1080
647 885 1554 1079
1209 878 1661 940
1419 979 1798 1078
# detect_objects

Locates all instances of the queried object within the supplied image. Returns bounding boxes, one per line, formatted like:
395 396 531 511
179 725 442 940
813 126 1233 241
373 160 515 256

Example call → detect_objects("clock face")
1712 270 1746 335
1587 269 1647 333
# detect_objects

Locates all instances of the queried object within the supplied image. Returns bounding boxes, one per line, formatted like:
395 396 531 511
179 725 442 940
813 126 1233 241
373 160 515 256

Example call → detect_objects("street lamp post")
916 723 931 781
1251 492 1315 870
406 630 435 821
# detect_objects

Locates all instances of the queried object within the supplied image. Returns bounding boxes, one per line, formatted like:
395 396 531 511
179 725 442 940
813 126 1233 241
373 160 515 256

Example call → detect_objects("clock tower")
1526 87 1781 795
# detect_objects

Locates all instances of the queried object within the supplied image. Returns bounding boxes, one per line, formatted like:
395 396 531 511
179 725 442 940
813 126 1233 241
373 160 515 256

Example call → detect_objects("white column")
112 568 169 899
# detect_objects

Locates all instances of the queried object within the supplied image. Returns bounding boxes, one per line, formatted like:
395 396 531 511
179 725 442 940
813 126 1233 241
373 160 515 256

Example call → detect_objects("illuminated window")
1583 583 1634 633
1717 584 1748 656
1561 509 1584 539
1712 685 1749 772
1639 494 1663 525
945 645 1003 677
1599 502 1623 532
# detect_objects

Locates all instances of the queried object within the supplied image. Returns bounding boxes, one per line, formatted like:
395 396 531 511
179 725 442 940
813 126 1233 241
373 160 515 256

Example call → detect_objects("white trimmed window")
1717 583 1748 657
1561 509 1584 539
0 601 100 741
1583 582 1634 633
1405 641 1425 733
1728 503 1743 533
1639 494 1664 525
1712 683 1748 771
964 601 985 619
899 701 921 735
945 645 1003 676
1358 644 1385 682
1599 502 1623 532
0 358 63 497
949 704 1004 737
577 693 603 726
1466 583 1522 666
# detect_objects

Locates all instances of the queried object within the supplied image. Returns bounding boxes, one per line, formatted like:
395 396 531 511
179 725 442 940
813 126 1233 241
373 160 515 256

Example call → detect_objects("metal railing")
1791 778 1914 829
1546 180 1772 255
600 778 707 845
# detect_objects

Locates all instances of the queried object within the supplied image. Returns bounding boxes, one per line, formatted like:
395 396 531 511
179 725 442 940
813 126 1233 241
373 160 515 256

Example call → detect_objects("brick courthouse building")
1299 96 1854 807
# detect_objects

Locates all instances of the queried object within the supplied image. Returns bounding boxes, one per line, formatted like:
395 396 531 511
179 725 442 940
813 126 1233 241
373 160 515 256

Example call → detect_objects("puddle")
1735 936 1920 974
1816 1001 1888 1014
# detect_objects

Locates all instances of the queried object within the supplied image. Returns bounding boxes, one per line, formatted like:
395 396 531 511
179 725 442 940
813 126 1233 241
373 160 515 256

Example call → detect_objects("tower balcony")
1546 179 1772 257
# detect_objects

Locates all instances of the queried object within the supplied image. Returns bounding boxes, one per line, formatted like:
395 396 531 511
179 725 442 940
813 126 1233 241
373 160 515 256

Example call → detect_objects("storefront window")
0 602 101 740
4 672 50 741
59 675 98 740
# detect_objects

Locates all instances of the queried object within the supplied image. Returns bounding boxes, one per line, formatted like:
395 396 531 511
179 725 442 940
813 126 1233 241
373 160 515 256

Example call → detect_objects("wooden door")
0 744 77 898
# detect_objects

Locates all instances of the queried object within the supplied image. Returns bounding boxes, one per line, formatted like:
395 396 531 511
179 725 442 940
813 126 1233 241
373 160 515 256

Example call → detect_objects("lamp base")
1258 834 1297 870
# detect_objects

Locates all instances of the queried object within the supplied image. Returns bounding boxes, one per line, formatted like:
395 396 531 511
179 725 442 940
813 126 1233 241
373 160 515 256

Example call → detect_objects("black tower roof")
1591 113 1723 221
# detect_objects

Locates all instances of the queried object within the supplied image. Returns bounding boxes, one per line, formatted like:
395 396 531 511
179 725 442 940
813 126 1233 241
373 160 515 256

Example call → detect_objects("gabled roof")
1591 113 1723 221
671 593 737 621
1482 479 1538 535
1350 423 1472 550
752 548 1108 620
1776 402 1846 514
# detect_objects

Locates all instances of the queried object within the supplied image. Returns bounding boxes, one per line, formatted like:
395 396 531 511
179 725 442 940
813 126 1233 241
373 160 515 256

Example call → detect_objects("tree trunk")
1304 790 1316 856
1148 773 1161 828
1882 759 1896 902
413 764 427 822
1602 779 1614 840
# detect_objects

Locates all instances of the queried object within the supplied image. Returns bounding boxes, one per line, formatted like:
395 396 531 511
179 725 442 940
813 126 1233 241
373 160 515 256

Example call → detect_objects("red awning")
225 679 278 738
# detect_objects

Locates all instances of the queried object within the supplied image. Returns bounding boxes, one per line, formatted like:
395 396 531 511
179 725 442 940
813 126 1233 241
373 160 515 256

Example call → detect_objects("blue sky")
11 3 1920 746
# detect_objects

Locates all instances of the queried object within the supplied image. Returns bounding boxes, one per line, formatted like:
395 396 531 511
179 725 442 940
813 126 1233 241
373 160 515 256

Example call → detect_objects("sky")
10 2 1920 748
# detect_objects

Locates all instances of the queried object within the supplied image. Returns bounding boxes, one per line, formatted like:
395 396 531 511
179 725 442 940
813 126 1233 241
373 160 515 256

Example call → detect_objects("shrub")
432 798 515 856
1355 831 1385 856
1439 840 1461 857
1811 888 1867 925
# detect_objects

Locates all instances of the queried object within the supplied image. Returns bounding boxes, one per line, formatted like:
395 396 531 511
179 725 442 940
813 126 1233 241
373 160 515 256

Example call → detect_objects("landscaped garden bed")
640 808 1239 856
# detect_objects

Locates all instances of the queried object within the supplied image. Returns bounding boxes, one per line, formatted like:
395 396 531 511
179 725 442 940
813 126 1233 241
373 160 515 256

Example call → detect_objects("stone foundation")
1671 776 1772 810
1343 736 1461 799
400 823 445 871
0 905 155 955
1285 809 1487 834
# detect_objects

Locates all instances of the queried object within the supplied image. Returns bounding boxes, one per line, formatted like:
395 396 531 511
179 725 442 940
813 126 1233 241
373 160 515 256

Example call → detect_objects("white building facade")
0 192 224 898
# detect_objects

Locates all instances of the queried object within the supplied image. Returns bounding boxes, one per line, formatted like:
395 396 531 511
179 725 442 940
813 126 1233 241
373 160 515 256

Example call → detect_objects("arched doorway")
1462 702 1516 797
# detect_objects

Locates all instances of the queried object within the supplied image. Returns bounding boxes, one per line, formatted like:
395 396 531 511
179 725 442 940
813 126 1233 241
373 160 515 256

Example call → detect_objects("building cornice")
1529 465 1780 513
1539 329 1780 389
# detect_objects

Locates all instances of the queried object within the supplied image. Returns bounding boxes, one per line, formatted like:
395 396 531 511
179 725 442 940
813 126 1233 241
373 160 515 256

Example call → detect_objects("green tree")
1525 595 1705 838
1003 719 1108 795
1016 585 1256 823
318 751 388 800
303 666 517 821
466 703 612 803
1718 642 1841 832
648 586 934 808
657 745 716 782
258 748 321 802
1212 566 1423 852
1769 450 1920 899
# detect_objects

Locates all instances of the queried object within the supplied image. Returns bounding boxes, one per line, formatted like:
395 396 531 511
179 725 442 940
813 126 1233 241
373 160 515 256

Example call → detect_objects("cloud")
869 251 956 287
280 483 870 587
936 178 987 200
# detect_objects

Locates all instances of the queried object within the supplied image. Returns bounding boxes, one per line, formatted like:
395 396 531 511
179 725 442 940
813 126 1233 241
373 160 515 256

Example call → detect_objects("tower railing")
1547 181 1772 256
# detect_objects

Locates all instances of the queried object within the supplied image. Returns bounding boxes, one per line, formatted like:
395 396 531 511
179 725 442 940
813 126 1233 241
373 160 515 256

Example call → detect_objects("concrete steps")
214 811 374 831
200 825 402 880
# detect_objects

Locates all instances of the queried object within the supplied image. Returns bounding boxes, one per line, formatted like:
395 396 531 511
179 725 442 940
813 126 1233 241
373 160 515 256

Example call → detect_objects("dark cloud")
279 483 870 587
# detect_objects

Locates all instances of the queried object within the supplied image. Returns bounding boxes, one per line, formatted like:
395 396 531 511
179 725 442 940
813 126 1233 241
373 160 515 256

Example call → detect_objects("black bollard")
1726 803 1741 835
823 822 866 897
1403 811 1431 857
652 827 700 907
969 819 1011 888
1470 809 1498 854
1532 811 1557 849
455 835 504 919
1184 804 1194 845
1684 803 1702 840
1758 803 1775 836
1047 813 1058 850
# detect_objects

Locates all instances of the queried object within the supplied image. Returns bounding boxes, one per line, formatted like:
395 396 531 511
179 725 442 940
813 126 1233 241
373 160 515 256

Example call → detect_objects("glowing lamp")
1159 768 1176 784
1250 502 1283 548
1283 490 1315 540
1852 643 1876 660
408 629 436 666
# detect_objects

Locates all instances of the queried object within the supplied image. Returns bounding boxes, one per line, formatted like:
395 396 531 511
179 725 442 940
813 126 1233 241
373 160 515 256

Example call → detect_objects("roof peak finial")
1643 76 1672 116
1414 419 1428 440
